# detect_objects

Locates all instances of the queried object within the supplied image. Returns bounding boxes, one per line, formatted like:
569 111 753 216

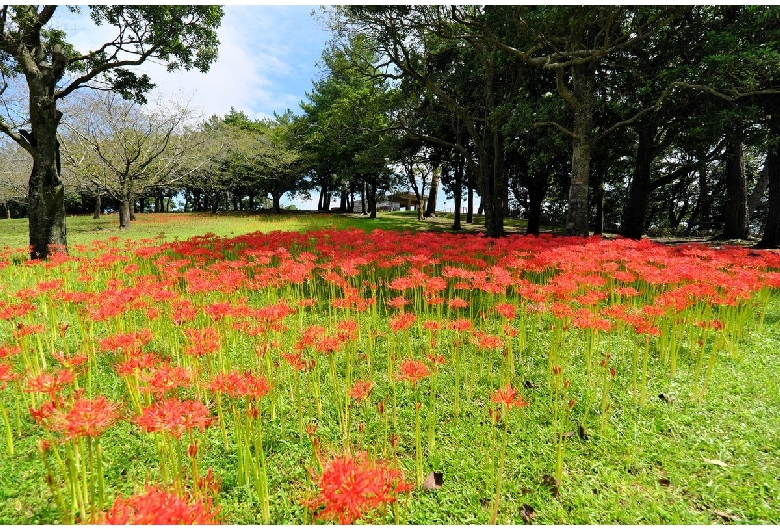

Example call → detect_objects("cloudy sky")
56 5 331 121
50 6 455 211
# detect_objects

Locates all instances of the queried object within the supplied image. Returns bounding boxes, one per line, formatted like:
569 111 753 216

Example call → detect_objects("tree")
299 33 396 218
0 5 223 258
61 92 205 229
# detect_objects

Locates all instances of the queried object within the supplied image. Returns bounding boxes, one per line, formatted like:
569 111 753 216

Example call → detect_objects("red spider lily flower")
52 351 89 370
398 359 430 386
58 395 119 439
472 331 504 350
140 364 192 396
29 400 58 427
0 362 18 390
99 329 154 354
389 313 416 332
98 485 221 524
281 353 315 372
134 398 213 439
306 451 413 525
207 371 271 401
0 344 21 359
448 318 473 333
115 352 161 377
491 385 529 410
349 381 374 402
495 303 516 320
448 297 469 310
25 369 76 401
386 296 410 310
184 327 221 357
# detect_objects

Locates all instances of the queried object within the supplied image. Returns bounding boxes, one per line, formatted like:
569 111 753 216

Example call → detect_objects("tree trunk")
526 176 547 236
620 125 657 239
480 128 506 237
748 161 770 218
93 191 101 219
593 177 604 235
26 115 68 259
756 145 780 248
119 197 131 229
361 180 368 215
467 173 474 224
722 134 748 239
368 180 377 219
565 64 594 237
453 155 463 230
426 166 439 218
272 192 281 213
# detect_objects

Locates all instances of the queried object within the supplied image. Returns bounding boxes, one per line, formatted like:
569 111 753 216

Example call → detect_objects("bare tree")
60 92 207 229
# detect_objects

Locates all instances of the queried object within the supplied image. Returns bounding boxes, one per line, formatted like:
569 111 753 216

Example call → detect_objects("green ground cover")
0 212 777 524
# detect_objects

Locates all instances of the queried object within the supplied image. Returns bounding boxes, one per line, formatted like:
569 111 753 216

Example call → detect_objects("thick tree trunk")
748 161 770 218
526 177 547 236
272 192 281 213
368 180 377 219
119 197 131 229
565 65 594 237
93 191 101 219
426 166 439 218
756 145 780 248
26 106 68 259
480 129 506 238
465 162 474 223
722 135 748 239
620 126 657 239
452 156 463 231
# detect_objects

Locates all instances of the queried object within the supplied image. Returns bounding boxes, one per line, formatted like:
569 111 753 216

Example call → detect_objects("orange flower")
491 385 529 410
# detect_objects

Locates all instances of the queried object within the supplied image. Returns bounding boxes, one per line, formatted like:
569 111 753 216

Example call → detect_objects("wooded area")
2 6 780 257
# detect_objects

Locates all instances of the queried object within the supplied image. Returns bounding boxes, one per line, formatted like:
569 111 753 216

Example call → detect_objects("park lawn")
0 213 778 524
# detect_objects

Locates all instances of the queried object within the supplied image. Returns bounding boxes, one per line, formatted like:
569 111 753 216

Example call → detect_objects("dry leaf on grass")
702 458 729 467
713 509 739 522
519 504 536 523
422 471 443 491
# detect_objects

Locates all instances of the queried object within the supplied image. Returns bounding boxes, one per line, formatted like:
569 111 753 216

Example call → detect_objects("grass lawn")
0 211 778 524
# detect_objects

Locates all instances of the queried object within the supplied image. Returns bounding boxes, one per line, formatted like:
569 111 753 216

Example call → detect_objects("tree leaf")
702 458 729 467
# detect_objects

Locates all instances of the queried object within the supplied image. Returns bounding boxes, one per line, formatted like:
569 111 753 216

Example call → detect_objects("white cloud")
51 6 327 121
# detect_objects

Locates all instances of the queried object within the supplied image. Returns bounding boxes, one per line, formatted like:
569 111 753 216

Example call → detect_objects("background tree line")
2 5 780 257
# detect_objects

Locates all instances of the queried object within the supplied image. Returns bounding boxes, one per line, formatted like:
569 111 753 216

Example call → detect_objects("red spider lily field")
1 213 779 524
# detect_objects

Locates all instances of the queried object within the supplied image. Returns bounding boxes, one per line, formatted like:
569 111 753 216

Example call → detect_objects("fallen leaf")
541 474 560 497
658 478 671 487
519 504 536 523
702 458 729 467
713 509 739 522
658 393 674 403
422 471 443 491
578 424 590 441
523 380 538 389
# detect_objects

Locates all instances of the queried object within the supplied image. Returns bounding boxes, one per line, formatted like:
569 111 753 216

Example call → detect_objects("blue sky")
53 6 456 211
58 6 331 121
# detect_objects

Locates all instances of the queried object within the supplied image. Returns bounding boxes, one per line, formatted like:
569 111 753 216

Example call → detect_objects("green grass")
0 212 777 524
0 210 531 251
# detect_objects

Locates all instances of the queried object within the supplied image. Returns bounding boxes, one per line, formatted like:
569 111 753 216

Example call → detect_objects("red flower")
491 385 529 410
349 381 374 402
389 313 416 332
0 362 17 390
25 369 76 401
98 485 221 524
398 359 430 385
134 398 212 439
495 303 516 320
306 452 412 524
59 395 119 439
